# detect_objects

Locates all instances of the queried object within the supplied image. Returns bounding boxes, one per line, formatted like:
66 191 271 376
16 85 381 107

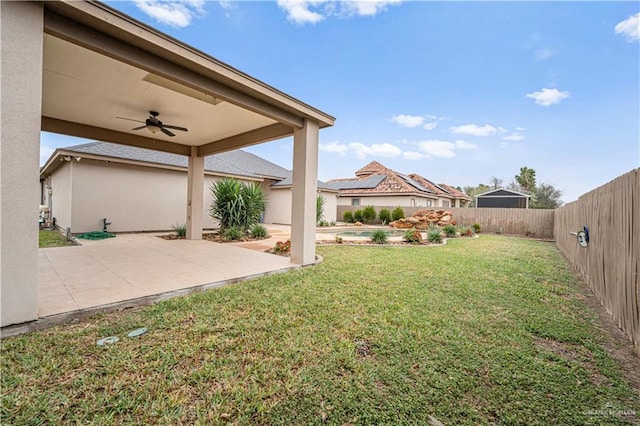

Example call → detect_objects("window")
426 200 433 207
442 200 450 208
351 198 360 206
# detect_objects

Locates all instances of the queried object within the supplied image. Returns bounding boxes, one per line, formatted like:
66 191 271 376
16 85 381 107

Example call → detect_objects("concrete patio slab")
37 232 294 319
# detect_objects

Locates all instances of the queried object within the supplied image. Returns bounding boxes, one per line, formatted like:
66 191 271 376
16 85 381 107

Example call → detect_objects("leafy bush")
403 229 423 244
443 224 457 238
316 195 325 225
427 228 443 244
171 223 186 238
391 207 405 221
362 206 377 224
343 211 354 223
223 226 244 241
250 224 268 238
209 178 266 231
371 229 388 244
472 223 482 233
274 240 291 254
378 208 391 225
335 236 344 244
458 226 474 237
354 210 364 223
318 219 330 227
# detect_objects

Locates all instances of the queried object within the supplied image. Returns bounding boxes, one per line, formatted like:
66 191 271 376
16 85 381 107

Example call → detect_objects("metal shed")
475 188 531 208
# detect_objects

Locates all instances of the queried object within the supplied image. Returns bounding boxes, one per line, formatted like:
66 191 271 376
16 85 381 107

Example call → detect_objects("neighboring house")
328 161 471 209
475 188 531 208
40 142 338 233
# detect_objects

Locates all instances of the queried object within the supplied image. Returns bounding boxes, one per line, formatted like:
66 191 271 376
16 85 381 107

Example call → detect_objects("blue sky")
41 1 640 203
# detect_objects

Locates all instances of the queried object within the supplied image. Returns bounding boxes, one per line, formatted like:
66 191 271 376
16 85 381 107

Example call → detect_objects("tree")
515 167 536 192
489 176 503 189
463 184 491 207
531 183 563 209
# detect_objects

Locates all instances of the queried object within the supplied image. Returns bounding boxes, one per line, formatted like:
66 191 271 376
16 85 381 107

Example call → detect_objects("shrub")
210 178 265 231
316 195 325 225
250 224 268 238
371 229 388 244
335 236 344 244
223 226 244 241
427 227 443 244
343 211 354 223
458 226 474 237
354 210 364 223
472 223 482 233
318 219 330 227
378 208 391 225
391 206 405 221
403 229 423 244
171 223 186 238
274 240 291 254
362 206 376 224
443 224 457 238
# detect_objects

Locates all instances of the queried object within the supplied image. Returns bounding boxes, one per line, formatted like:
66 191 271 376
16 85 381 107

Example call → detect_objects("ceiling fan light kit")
116 110 188 137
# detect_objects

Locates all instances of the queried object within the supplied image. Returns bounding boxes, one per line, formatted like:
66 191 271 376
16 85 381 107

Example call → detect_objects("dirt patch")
534 337 609 387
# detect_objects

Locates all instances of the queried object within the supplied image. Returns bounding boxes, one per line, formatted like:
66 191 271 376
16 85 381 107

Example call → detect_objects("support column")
0 2 44 326
186 147 204 240
290 119 319 265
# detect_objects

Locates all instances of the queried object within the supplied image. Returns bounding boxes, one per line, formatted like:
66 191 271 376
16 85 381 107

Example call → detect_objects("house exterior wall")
338 195 437 208
264 188 292 225
50 160 73 231
320 191 338 223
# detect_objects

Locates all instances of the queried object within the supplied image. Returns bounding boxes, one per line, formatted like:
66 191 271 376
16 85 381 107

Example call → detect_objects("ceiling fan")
116 111 188 137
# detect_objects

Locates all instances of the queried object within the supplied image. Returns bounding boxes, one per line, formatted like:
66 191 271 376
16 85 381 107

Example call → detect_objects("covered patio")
0 1 334 329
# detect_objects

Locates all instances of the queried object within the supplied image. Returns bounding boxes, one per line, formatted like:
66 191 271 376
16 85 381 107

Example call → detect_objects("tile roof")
329 161 467 200
54 141 336 191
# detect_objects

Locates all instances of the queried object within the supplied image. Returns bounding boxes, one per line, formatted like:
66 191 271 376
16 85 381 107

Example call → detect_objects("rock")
354 221 363 226
396 209 457 230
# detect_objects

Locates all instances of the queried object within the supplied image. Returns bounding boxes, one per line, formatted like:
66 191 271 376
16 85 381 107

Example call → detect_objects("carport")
0 1 334 327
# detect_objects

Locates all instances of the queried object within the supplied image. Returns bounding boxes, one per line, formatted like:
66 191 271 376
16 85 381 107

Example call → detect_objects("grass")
2 236 638 424
38 230 74 248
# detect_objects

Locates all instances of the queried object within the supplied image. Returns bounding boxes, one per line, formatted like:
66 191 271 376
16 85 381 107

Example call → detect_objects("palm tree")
515 167 536 192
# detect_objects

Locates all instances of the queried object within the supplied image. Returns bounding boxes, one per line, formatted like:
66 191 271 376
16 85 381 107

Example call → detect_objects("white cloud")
391 114 424 128
455 140 477 150
417 140 457 158
423 122 437 130
277 0 401 25
450 124 498 137
134 0 206 27
615 12 640 43
516 126 527 131
525 88 570 106
349 142 402 160
319 141 349 155
502 132 525 142
403 151 427 160
535 48 555 60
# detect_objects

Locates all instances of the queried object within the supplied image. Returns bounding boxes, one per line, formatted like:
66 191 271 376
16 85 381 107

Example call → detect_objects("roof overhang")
41 1 334 156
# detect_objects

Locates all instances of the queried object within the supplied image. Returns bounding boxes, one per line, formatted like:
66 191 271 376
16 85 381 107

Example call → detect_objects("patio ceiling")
41 1 334 157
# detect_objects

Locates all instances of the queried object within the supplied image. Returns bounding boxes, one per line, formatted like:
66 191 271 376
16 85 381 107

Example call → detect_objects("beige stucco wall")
47 159 275 233
0 1 43 327
49 160 73 231
337 195 438 208
264 187 292 224
319 191 338 223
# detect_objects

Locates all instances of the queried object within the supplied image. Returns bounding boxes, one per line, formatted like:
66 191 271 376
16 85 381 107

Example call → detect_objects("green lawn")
2 236 638 424
39 230 75 248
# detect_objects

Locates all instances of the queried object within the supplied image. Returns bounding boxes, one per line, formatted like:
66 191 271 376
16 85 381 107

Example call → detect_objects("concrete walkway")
38 231 294 319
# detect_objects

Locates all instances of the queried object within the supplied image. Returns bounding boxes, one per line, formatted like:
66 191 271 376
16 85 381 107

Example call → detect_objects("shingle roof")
54 141 335 190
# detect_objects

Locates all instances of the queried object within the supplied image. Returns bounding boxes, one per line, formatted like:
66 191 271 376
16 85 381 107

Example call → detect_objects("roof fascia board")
198 123 293 157
43 3 334 128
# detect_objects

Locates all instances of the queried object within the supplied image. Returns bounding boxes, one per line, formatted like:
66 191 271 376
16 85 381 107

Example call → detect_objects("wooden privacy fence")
554 169 639 351
336 206 555 239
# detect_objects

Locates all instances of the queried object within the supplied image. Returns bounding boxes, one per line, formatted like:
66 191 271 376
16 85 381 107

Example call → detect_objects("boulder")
390 209 457 230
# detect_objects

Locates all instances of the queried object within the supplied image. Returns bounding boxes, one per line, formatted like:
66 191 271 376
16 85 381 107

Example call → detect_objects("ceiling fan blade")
131 125 147 130
116 116 145 124
163 124 188 132
161 127 176 137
